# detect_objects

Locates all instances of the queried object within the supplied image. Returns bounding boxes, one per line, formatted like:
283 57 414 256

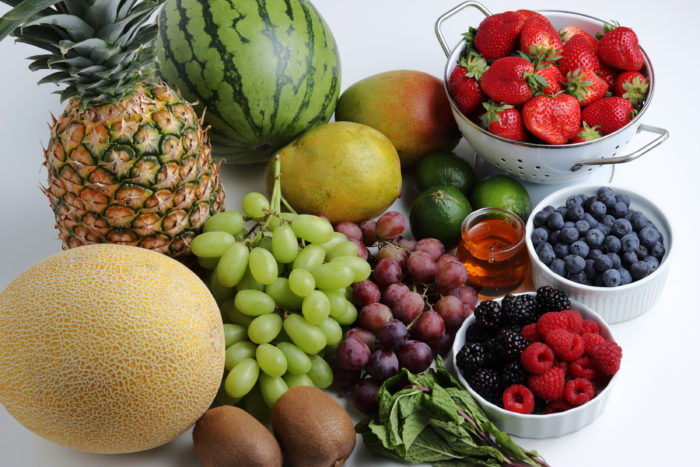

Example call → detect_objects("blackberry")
474 300 502 330
496 328 529 360
456 343 486 377
536 286 571 313
502 294 538 325
500 360 527 388
481 338 505 369
467 368 502 405
464 322 493 343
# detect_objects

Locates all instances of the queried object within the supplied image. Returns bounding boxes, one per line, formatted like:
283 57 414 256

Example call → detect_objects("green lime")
469 174 532 221
413 151 477 195
409 185 472 249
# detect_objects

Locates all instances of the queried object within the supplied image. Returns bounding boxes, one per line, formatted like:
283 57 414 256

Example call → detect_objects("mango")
335 70 461 168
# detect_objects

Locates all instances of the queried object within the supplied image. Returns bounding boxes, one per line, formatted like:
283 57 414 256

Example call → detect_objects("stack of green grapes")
190 158 371 417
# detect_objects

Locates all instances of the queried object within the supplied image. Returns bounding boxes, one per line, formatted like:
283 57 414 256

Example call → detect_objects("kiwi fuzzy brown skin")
193 405 283 467
271 386 356 467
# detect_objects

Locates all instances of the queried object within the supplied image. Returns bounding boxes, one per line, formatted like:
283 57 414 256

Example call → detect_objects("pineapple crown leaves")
0 0 166 109
479 101 513 129
457 51 488 80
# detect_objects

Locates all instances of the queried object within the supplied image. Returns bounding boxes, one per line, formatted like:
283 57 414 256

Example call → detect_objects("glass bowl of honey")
456 207 529 298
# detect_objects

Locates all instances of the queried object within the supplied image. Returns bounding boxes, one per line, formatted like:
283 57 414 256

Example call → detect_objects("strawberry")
448 52 488 115
564 69 608 106
522 94 581 144
559 34 600 76
474 11 525 61
597 65 618 89
519 15 563 62
515 9 546 22
569 122 602 143
535 62 564 95
597 24 644 71
613 71 649 106
581 96 634 134
480 56 535 105
559 26 598 52
479 101 527 142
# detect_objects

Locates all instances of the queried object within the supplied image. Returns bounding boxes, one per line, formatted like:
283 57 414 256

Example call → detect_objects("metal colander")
435 2 668 184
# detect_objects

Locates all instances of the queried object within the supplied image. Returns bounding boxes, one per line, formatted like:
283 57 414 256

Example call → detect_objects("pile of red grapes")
330 211 478 413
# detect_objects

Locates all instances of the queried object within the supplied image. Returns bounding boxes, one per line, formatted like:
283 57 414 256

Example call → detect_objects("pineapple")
0 0 225 257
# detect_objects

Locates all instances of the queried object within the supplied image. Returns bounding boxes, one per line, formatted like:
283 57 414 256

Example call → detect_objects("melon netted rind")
0 244 225 454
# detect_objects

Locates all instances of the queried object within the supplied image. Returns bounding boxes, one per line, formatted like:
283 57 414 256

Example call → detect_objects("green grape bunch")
189 156 371 418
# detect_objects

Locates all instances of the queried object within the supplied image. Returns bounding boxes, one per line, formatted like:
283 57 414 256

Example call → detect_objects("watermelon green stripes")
156 0 341 164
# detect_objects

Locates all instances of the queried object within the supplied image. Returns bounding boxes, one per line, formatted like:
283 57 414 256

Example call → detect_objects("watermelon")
156 0 341 164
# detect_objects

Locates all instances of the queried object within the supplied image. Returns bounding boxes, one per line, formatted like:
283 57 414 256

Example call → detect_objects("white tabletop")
1 1 698 466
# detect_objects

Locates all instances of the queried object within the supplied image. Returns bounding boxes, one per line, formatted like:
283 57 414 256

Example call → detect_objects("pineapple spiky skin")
43 81 225 257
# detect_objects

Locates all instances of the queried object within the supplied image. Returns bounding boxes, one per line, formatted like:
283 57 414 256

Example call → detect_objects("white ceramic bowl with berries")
451 295 619 438
525 184 673 323
434 3 668 184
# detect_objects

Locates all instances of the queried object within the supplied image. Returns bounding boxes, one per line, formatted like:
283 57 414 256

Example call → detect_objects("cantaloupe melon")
0 244 225 454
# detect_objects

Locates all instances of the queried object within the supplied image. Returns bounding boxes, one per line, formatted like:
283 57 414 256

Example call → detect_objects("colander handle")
434 1 492 57
570 124 670 171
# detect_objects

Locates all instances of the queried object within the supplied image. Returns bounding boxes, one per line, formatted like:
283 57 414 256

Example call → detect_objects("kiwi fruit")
271 386 356 467
192 405 283 467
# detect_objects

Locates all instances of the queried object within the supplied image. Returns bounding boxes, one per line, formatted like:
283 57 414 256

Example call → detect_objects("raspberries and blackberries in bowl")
526 184 673 323
452 287 621 438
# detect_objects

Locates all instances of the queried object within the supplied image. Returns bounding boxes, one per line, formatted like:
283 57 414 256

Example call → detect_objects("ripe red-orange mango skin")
335 70 461 168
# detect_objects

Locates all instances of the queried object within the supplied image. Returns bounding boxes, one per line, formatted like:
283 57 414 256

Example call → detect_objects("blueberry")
550 258 566 276
598 223 611 236
570 240 590 258
597 186 614 198
585 228 605 248
607 252 621 269
549 229 561 244
557 206 568 218
594 254 613 272
615 193 631 207
566 195 583 207
601 268 621 287
630 261 651 281
602 214 616 228
621 251 638 267
619 268 632 285
621 232 640 252
565 255 586 274
589 201 607 220
575 220 591 235
611 201 628 218
635 244 649 259
598 191 617 210
651 241 666 259
536 242 555 265
569 271 589 284
587 248 604 260
547 212 565 230
583 212 599 228
559 226 579 244
644 256 660 273
533 210 550 227
594 275 604 287
639 225 661 248
584 259 596 278
612 218 633 237
604 235 621 253
566 204 584 221
554 242 570 259
531 227 549 246
542 205 556 214
629 211 650 231
564 221 576 228
583 195 597 211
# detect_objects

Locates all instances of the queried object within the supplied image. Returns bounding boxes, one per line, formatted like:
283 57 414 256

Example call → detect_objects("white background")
1 1 699 466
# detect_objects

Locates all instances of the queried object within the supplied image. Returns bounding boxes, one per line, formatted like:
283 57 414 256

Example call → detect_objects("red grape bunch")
330 211 478 413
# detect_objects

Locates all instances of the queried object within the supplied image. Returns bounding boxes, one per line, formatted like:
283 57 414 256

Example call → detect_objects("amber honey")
456 208 528 298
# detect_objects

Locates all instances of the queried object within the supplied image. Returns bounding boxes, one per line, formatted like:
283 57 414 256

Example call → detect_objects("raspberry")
520 342 555 374
537 311 569 339
544 399 573 414
503 384 535 414
545 328 585 362
581 319 600 334
565 378 596 406
582 332 606 354
589 340 623 376
528 366 566 401
521 323 541 343
562 309 583 334
569 356 596 381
